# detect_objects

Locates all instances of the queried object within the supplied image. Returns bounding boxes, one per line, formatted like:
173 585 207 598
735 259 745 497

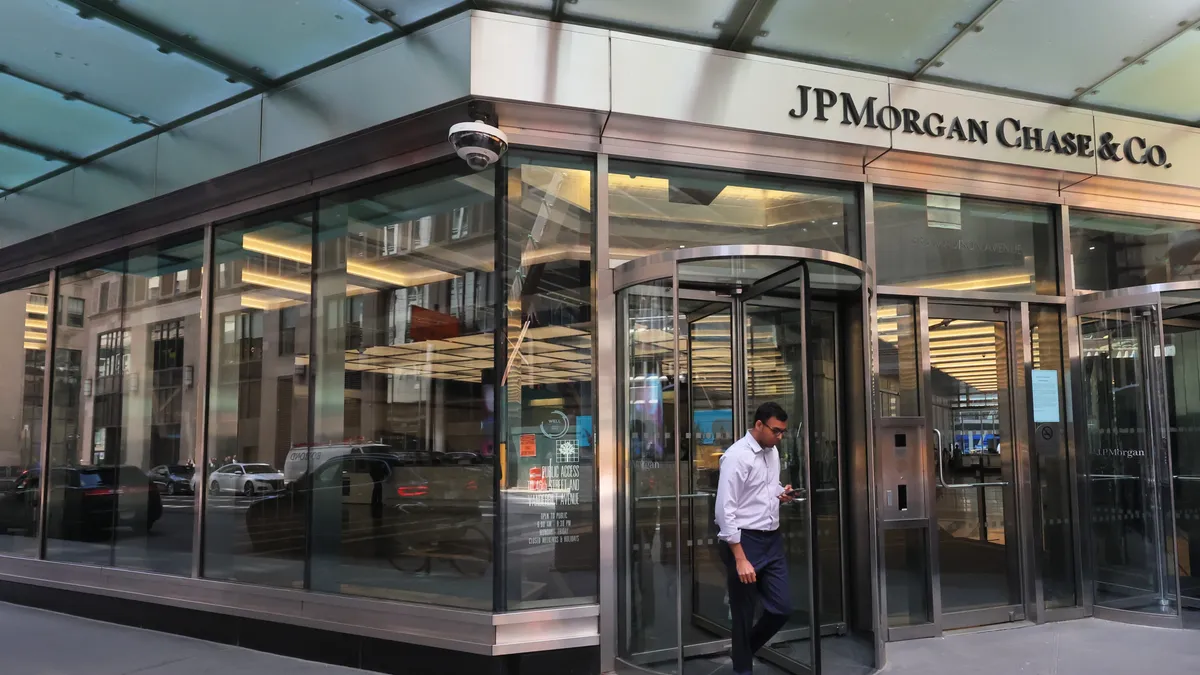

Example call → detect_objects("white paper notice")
1032 370 1060 424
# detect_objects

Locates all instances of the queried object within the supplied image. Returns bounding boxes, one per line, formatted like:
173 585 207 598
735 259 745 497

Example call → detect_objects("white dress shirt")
714 431 785 544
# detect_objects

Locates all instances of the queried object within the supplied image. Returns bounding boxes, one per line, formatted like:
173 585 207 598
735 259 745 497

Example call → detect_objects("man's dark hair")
753 402 788 425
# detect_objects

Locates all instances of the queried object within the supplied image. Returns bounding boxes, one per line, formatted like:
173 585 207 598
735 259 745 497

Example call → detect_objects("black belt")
742 528 778 535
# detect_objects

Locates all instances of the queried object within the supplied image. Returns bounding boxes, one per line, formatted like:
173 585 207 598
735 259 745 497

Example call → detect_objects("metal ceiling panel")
1088 27 1200 121
117 0 390 79
753 0 995 73
0 0 249 123
931 0 1200 99
0 144 65 189
565 0 740 40
0 75 136 157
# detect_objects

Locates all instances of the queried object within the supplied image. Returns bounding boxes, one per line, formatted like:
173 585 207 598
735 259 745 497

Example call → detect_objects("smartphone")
784 488 803 498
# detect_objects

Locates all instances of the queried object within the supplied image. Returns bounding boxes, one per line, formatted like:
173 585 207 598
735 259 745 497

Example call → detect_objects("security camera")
449 120 508 171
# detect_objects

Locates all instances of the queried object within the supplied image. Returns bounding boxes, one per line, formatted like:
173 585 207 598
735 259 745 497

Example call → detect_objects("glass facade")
13 134 1200 668
0 153 599 615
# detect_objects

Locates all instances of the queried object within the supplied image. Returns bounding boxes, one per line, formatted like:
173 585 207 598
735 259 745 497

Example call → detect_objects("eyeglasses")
765 424 787 437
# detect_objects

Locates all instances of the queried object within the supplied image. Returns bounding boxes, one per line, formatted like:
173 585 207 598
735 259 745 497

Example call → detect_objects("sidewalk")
881 617 1200 674
0 601 361 675
2 599 1198 675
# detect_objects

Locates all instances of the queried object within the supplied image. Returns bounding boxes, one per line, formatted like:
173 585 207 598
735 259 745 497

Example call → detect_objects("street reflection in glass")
203 205 312 588
45 235 205 575
305 165 496 607
0 276 53 558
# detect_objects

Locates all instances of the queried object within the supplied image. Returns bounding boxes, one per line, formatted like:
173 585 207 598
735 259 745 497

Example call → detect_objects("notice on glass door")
1032 369 1061 423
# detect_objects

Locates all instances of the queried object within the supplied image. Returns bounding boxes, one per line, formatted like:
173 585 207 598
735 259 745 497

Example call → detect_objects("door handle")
636 493 712 502
1174 475 1200 482
934 427 1006 489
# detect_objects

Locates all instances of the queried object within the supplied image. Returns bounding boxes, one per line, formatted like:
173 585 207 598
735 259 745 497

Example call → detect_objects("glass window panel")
609 160 859 265
501 153 597 609
874 189 1058 294
311 164 496 609
885 527 931 626
1071 209 1200 293
44 237 203 574
46 255 129 564
0 276 52 558
877 298 919 417
203 205 314 589
1029 305 1077 609
117 0 390 80
107 235 204 575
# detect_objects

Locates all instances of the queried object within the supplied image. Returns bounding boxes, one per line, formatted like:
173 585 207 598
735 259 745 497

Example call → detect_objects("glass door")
925 304 1024 629
740 297 814 671
617 250 870 675
1079 303 1180 620
681 300 737 661
1160 307 1200 621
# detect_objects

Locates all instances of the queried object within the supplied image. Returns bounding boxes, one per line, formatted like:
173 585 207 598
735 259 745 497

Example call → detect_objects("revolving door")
1078 288 1200 627
614 246 873 675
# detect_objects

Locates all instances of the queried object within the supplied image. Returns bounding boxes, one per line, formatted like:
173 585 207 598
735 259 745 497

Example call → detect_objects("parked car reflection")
148 464 195 496
0 470 40 535
0 466 163 540
207 463 285 497
244 453 491 577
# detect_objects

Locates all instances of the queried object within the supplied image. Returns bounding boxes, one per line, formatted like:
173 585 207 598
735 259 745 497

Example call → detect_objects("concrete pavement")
880 617 1200 674
2 598 1198 675
0 601 362 675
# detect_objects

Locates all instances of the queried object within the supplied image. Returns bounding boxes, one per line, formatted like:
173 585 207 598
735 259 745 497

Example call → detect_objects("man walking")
715 402 794 674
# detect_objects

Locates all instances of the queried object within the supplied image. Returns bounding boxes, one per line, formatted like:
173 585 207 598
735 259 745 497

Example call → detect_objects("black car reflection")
0 466 163 539
0 470 40 535
244 453 491 575
149 464 195 496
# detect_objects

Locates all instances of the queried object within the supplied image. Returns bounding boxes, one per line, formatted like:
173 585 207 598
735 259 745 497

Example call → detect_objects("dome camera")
449 120 508 171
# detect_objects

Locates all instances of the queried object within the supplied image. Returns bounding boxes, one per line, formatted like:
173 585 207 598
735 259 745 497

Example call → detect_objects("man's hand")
736 556 756 584
779 484 794 503
730 542 756 584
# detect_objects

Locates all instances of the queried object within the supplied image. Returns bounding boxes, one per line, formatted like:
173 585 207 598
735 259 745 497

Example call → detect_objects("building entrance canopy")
4 1 1200 200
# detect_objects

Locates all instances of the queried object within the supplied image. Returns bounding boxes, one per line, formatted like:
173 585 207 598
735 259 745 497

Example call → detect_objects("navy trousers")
720 530 792 675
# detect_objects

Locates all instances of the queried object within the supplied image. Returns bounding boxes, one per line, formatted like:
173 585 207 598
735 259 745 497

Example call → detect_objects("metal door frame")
613 246 866 674
1074 289 1185 629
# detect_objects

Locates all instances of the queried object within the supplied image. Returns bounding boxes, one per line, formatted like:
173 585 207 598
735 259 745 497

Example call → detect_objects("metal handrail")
935 427 1011 489
636 493 712 502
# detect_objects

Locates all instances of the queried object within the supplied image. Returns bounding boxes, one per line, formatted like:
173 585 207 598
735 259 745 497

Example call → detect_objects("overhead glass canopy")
4 0 1199 198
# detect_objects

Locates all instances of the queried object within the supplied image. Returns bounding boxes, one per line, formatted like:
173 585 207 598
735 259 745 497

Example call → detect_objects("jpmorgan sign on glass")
789 85 1171 169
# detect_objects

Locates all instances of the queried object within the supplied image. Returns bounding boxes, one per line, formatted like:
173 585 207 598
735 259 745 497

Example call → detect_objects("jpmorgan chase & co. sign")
789 85 1172 170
